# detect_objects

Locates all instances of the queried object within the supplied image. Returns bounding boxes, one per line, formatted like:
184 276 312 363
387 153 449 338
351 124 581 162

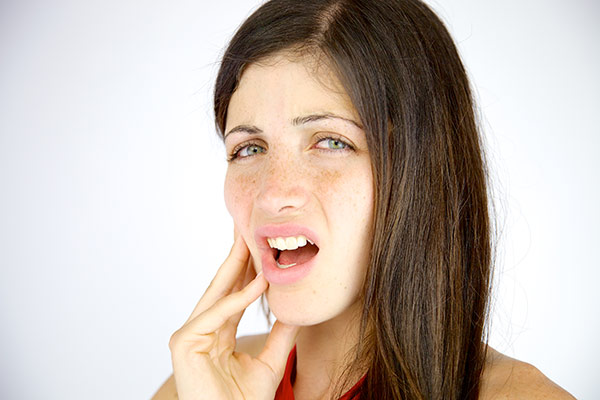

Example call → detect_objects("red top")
274 346 365 399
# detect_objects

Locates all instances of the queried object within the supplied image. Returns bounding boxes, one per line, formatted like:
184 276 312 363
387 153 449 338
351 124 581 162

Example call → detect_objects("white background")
0 0 598 399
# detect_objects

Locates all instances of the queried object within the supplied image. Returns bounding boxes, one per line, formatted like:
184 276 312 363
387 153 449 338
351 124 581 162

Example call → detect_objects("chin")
265 286 357 327
268 301 328 326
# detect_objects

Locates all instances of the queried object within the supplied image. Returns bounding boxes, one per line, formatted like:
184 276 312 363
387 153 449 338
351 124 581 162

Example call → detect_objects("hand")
169 235 300 400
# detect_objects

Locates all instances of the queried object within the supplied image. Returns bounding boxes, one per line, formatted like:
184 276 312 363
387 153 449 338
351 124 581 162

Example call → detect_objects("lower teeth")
276 261 297 269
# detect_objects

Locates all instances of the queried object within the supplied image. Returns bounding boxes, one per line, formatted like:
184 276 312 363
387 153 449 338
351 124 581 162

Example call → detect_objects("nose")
255 157 310 216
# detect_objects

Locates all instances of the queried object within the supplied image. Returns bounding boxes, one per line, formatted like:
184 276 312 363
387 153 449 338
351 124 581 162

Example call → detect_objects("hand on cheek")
169 235 300 399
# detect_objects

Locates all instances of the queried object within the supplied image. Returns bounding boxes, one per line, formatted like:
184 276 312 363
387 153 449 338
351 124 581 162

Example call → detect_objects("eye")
313 136 354 152
228 142 266 161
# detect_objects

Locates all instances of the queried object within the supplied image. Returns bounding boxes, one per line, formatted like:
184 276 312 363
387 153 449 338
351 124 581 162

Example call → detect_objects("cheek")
316 162 373 217
224 170 257 223
320 162 374 259
312 168 341 198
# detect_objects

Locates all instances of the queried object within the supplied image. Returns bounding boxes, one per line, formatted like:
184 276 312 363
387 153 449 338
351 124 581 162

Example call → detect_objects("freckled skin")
223 53 374 327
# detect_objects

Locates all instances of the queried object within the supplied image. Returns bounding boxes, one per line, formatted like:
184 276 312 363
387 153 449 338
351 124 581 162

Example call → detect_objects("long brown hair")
214 1 492 398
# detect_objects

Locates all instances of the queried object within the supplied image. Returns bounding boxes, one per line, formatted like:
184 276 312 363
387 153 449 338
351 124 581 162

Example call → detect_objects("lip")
254 224 320 285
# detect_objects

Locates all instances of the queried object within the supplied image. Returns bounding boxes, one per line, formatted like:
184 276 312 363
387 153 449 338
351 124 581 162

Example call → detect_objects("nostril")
256 184 310 215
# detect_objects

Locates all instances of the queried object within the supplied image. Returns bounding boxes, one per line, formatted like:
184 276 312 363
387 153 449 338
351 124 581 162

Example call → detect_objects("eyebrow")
224 124 263 139
224 113 363 139
291 113 363 129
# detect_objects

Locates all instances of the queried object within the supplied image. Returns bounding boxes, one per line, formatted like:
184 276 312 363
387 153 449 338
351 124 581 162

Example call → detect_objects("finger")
186 235 250 323
230 253 256 294
225 257 257 328
204 235 250 299
183 273 268 338
220 258 261 341
241 257 258 289
257 320 301 377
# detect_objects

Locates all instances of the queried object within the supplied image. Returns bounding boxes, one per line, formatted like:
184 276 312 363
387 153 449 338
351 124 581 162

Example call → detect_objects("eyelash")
313 133 355 153
227 135 355 162
227 141 264 162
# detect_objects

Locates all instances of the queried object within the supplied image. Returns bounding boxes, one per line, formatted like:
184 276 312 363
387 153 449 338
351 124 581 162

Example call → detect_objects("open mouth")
267 235 320 269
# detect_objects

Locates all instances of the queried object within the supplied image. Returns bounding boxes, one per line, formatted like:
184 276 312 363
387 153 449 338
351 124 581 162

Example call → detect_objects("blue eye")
315 137 352 151
229 143 265 161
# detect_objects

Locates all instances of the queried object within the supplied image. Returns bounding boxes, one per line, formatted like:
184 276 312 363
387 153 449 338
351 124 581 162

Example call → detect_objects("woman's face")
223 54 374 326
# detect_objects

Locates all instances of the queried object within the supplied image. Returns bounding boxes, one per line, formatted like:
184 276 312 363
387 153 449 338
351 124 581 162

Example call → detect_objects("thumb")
257 320 301 378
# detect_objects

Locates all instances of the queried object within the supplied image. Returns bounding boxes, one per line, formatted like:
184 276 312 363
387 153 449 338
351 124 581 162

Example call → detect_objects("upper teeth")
267 235 314 251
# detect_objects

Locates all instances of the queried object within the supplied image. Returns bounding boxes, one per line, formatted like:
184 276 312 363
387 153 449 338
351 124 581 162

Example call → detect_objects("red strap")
274 346 364 399
273 346 296 399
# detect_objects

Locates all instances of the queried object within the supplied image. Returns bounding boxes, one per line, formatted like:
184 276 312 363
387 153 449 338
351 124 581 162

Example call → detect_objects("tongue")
278 243 319 265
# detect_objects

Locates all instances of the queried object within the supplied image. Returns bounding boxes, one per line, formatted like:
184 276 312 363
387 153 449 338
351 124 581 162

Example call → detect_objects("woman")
155 0 574 398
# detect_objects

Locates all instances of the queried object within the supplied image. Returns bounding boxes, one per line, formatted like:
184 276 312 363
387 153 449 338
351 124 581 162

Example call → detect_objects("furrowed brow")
224 125 263 140
291 113 363 129
224 114 362 139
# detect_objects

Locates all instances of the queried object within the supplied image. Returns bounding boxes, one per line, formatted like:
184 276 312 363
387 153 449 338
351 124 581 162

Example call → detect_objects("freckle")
316 169 342 195
237 175 256 193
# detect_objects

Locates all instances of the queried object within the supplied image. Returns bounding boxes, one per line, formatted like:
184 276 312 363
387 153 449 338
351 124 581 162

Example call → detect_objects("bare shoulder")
480 346 575 400
150 333 269 400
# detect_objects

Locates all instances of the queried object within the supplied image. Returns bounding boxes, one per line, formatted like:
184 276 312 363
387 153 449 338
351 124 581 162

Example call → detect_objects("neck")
293 300 364 400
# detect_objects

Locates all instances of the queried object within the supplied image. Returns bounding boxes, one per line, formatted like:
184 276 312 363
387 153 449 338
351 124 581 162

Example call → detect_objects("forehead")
226 53 359 128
